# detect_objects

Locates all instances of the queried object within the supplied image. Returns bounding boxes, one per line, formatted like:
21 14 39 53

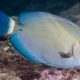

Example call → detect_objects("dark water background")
0 0 80 16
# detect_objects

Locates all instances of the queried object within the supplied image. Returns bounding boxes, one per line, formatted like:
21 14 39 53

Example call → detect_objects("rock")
60 3 80 18
0 73 22 80
3 46 10 52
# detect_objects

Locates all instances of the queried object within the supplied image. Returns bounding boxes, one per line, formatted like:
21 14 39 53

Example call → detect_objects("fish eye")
18 28 23 31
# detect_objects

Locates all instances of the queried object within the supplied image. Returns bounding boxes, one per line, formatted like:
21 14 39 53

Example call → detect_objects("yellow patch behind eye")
75 40 80 45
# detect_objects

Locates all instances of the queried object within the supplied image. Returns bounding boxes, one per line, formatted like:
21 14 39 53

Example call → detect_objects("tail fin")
0 11 15 37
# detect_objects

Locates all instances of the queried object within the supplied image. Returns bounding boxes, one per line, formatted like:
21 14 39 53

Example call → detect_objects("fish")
1 11 80 68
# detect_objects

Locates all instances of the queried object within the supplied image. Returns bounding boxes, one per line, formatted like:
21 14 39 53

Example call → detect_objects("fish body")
10 12 80 68
0 11 80 68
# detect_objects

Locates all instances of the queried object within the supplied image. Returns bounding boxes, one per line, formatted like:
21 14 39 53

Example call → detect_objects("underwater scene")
0 0 80 80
